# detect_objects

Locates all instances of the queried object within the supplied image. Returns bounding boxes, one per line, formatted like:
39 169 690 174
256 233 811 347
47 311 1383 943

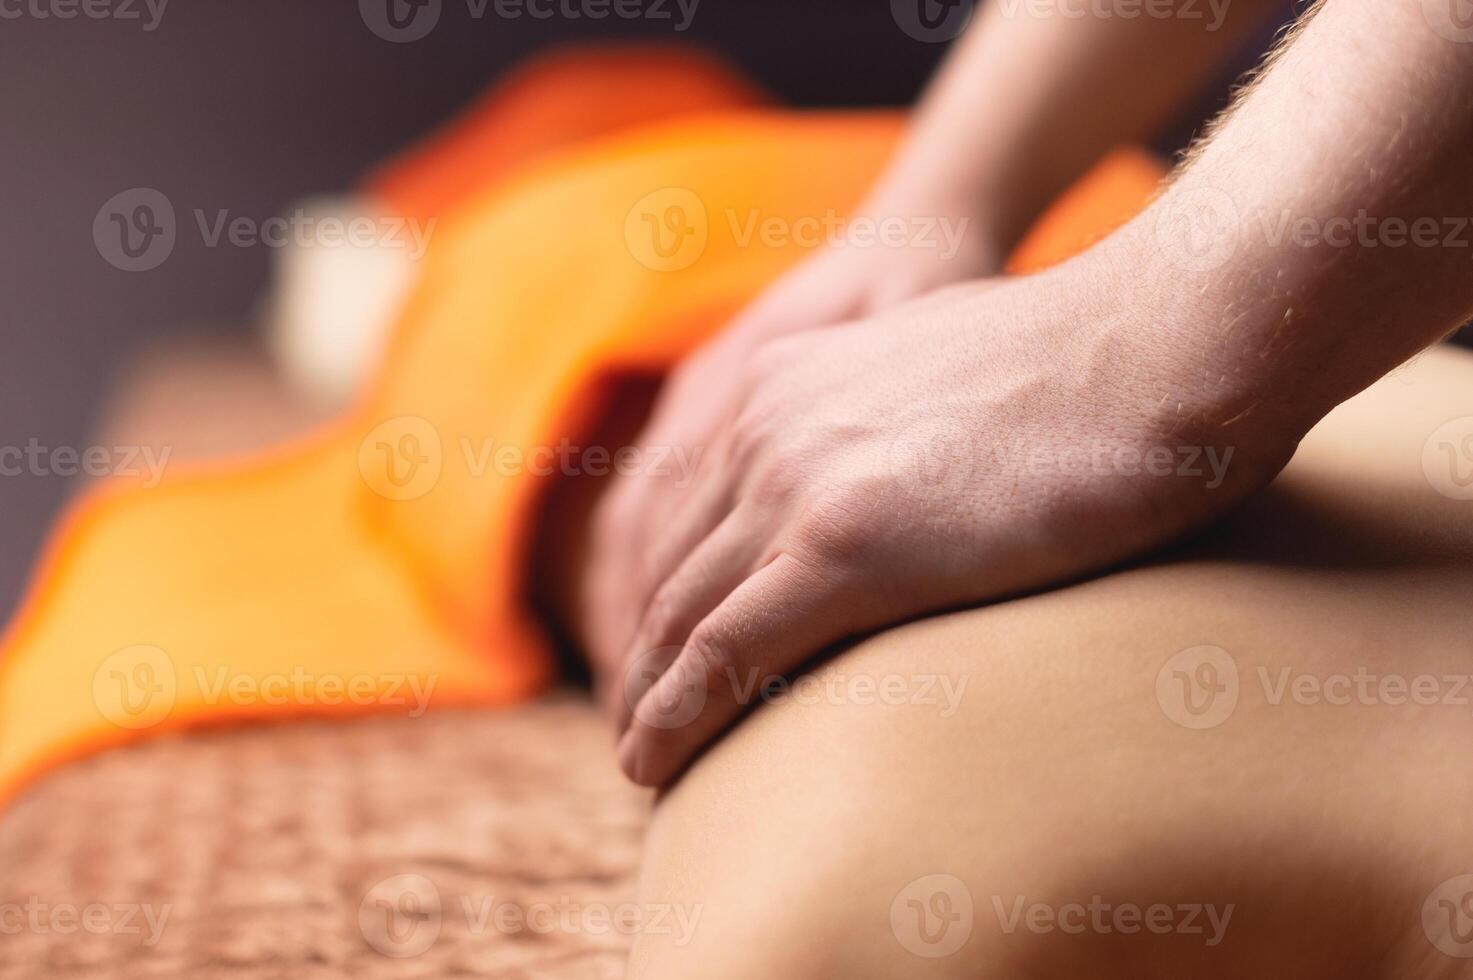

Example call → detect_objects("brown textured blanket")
0 698 648 979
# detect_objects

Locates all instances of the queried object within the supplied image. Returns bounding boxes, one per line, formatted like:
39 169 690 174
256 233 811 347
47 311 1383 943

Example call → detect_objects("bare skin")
599 0 1473 786
626 341 1473 979
583 0 1289 688
563 0 1473 972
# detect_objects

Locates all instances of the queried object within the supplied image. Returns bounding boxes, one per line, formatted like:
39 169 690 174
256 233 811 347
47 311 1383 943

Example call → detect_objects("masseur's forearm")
871 0 1286 251
1099 0 1473 440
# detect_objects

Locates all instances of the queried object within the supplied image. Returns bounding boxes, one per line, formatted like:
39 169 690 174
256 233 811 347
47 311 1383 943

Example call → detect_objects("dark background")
0 0 1284 619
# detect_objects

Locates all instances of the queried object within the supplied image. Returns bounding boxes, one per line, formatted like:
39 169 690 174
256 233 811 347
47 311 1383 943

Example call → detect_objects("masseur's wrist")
1058 215 1322 464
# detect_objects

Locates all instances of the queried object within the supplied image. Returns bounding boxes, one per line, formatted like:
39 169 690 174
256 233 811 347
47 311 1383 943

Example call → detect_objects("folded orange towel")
0 47 1163 809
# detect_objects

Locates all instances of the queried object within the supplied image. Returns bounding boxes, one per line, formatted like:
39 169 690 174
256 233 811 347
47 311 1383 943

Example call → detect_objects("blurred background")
0 0 1290 619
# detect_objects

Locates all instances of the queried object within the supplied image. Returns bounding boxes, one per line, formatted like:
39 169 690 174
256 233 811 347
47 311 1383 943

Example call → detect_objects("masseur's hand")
583 0 1292 694
583 204 1004 684
611 264 1301 785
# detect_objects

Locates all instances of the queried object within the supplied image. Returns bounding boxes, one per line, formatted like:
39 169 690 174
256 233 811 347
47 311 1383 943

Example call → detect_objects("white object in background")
265 195 425 408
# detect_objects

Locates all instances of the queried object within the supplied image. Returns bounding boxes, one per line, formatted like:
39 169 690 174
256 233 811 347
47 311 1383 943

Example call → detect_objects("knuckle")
794 490 872 563
729 404 776 466
747 336 797 378
747 460 798 510
684 626 739 693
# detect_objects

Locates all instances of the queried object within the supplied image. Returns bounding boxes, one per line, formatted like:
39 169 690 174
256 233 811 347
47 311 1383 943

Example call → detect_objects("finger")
616 552 881 787
609 510 763 729
586 423 735 714
584 477 651 672
590 384 735 656
624 438 737 625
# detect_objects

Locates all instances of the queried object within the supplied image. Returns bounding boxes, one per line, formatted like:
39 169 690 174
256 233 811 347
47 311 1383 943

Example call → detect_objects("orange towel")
0 47 1163 809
